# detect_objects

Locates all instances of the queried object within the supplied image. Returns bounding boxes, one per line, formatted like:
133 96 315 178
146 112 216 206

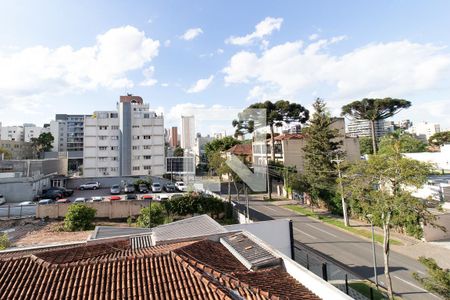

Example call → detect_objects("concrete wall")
422 212 450 241
36 200 150 219
0 175 52 202
65 175 170 189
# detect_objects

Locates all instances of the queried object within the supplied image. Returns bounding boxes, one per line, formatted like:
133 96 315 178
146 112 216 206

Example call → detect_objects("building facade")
83 95 165 177
0 126 24 141
169 126 178 147
0 140 33 160
180 116 195 149
346 119 394 138
407 122 441 141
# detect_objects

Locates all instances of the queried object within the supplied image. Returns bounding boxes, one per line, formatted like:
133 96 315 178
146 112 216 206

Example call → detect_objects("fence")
0 204 36 220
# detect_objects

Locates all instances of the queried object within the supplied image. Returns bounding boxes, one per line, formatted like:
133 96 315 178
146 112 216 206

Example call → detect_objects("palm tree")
341 98 411 154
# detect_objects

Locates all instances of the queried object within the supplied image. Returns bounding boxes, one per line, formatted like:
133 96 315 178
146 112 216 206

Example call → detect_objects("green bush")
64 204 96 231
133 177 152 189
0 233 10 250
137 202 165 227
163 192 228 218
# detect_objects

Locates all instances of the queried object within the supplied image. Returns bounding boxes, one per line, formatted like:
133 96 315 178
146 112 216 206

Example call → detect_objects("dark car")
126 194 137 200
163 183 176 192
138 184 149 193
40 189 64 200
43 187 74 197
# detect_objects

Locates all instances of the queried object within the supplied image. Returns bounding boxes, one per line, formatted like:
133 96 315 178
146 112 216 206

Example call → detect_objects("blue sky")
1 0 450 134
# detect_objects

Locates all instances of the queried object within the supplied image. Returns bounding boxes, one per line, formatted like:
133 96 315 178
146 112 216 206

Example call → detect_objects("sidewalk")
246 193 450 269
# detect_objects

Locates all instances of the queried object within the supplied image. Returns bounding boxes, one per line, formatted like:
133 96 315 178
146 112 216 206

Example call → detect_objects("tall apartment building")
346 119 394 138
1 126 24 141
180 116 195 150
169 126 178 147
407 122 441 141
24 124 48 142
83 95 165 177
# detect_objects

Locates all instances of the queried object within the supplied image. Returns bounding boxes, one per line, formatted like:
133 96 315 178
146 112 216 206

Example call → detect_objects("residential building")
253 118 360 172
407 121 441 141
83 95 165 177
193 135 213 166
226 143 252 163
180 115 195 149
23 124 46 142
403 144 450 172
346 119 394 138
0 214 351 300
168 126 178 147
0 125 24 141
0 140 33 160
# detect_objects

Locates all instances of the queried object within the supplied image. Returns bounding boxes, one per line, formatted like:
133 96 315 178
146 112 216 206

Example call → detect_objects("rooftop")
227 143 253 156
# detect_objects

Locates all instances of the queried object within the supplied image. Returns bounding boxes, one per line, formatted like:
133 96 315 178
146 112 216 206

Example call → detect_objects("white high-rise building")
0 126 24 141
24 124 46 142
346 119 394 138
83 95 165 177
407 122 441 141
180 116 195 150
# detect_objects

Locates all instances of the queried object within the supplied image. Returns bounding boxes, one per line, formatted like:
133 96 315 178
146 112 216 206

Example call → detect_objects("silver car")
151 183 162 193
110 184 121 195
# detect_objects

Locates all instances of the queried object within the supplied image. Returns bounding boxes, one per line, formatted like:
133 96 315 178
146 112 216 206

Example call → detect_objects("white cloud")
164 39 171 47
224 38 450 99
216 48 224 54
140 65 158 87
226 17 283 46
187 75 214 93
309 33 319 41
180 28 203 41
161 83 169 87
0 25 160 97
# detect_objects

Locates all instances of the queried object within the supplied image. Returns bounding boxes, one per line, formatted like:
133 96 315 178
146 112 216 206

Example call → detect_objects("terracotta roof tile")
227 144 252 156
0 238 321 300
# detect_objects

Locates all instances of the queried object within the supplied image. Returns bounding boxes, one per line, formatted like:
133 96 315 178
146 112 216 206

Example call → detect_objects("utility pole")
331 155 349 227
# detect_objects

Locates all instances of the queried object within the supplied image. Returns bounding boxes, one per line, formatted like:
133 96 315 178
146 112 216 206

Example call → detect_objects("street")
247 200 441 300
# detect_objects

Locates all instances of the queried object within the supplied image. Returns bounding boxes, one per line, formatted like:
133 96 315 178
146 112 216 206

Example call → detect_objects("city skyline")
1 1 450 134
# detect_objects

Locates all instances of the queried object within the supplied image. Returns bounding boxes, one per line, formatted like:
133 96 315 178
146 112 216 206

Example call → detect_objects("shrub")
0 233 10 250
163 192 228 218
137 202 165 227
64 204 96 231
413 256 450 299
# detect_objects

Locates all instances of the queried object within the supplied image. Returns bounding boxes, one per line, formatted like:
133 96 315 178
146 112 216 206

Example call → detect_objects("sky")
1 0 450 135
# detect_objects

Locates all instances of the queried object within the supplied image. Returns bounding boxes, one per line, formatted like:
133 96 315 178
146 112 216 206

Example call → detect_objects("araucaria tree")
344 142 437 299
31 132 54 158
233 100 309 199
341 98 411 154
303 98 342 212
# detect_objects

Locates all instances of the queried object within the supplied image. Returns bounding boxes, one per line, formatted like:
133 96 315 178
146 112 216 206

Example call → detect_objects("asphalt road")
248 200 441 300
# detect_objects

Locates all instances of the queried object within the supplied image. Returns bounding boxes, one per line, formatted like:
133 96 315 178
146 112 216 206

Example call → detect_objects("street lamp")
366 214 378 287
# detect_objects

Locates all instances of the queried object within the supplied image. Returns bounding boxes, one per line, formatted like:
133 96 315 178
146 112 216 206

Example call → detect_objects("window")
99 146 107 151
110 113 118 118
143 165 152 170
111 146 118 150
144 114 149 119
111 136 119 140
99 136 107 140
132 125 139 128
143 135 151 140
132 166 140 171
111 125 119 130
132 136 140 140
111 157 118 161
99 126 108 130
132 146 140 150
143 155 152 160
110 167 118 172
143 145 151 150
98 167 107 172
98 157 108 161
133 155 140 160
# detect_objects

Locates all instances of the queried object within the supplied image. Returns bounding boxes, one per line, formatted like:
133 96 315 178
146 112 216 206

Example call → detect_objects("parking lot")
66 188 183 202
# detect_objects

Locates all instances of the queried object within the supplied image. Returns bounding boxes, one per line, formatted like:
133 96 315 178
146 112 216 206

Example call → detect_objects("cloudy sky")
1 0 450 134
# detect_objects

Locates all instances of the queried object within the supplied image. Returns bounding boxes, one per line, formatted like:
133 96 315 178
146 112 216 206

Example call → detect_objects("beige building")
252 118 360 172
0 140 33 160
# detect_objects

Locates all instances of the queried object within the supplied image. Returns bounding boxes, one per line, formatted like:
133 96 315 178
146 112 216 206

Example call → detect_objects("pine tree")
303 98 341 209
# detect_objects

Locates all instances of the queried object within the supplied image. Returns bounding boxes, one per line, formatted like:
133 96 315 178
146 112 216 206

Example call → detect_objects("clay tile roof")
227 144 252 156
0 237 321 300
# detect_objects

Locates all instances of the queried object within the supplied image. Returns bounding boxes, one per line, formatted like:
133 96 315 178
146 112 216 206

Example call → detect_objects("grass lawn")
284 205 402 246
349 282 389 300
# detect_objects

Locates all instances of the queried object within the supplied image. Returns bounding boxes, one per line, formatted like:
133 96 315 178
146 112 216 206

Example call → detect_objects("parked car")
18 201 35 206
151 182 162 193
141 194 154 200
79 182 100 190
124 184 135 193
38 199 54 205
163 183 176 193
126 194 137 200
110 196 121 201
43 187 74 197
138 184 149 193
90 196 103 202
56 198 71 204
175 181 187 192
40 189 64 200
170 193 184 200
73 197 86 203
0 194 5 205
156 194 170 201
110 184 121 195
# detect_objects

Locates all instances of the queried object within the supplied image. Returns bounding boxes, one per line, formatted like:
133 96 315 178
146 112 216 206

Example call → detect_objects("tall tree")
303 99 343 214
428 131 450 147
30 132 54 158
358 136 374 156
413 257 450 299
233 100 309 199
0 147 12 160
343 142 437 299
173 146 184 157
341 98 411 154
204 136 241 158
